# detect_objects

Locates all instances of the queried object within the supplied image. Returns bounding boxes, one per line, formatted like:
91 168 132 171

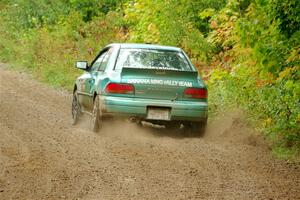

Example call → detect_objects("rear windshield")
115 48 192 71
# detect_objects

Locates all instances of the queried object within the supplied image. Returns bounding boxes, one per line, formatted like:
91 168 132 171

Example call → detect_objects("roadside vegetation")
0 0 299 159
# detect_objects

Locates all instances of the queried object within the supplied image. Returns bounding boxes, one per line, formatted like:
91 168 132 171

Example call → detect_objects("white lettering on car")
179 81 192 87
127 79 192 87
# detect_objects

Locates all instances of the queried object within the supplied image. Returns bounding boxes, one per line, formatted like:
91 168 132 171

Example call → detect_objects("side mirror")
76 61 88 70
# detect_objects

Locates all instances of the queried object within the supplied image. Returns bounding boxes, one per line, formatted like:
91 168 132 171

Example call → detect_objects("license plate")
147 107 170 120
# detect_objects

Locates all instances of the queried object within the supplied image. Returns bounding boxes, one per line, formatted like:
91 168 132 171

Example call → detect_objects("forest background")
0 0 299 159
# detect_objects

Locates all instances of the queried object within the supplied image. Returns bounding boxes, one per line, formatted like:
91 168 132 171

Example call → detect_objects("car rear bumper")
100 96 208 122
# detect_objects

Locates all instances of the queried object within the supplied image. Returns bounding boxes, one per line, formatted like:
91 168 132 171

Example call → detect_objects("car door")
81 47 115 111
78 51 108 111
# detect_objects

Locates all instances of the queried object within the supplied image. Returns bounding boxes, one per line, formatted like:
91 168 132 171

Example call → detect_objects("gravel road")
0 65 299 200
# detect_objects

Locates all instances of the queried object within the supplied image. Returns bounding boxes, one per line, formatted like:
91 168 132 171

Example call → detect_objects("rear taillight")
105 83 135 94
184 88 207 99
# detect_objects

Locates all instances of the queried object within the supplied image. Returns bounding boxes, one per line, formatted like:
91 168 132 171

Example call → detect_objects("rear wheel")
165 122 180 130
71 91 81 125
91 96 101 132
185 119 207 137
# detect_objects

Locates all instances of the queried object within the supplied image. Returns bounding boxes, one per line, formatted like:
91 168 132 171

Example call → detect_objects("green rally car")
72 43 208 136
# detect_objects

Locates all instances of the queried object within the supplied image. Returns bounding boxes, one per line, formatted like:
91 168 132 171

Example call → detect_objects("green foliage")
268 0 300 38
70 0 125 21
176 0 227 35
2 0 125 29
0 3 124 89
4 0 70 29
123 0 220 61
207 0 300 154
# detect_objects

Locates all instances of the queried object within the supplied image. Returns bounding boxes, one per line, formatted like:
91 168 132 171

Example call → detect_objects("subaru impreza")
72 43 208 136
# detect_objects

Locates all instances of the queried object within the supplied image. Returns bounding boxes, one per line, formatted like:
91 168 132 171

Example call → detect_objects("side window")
90 52 107 71
98 48 113 71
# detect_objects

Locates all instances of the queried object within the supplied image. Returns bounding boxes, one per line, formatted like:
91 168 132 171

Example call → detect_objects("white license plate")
147 107 170 120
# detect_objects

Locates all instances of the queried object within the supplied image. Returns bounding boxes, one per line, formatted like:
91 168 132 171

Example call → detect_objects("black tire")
91 95 101 132
193 120 207 137
164 122 182 135
71 91 81 125
185 119 207 138
165 122 180 130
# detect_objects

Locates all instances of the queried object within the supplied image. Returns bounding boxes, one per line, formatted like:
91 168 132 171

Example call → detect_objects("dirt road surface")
0 65 299 200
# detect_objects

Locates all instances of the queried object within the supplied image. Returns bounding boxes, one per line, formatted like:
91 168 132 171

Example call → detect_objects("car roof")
106 43 182 52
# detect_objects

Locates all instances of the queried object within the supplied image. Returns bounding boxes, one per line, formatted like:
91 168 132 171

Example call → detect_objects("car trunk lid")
121 67 199 100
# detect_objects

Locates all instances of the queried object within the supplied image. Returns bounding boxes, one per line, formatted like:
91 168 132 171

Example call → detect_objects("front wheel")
71 91 81 125
91 96 101 132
